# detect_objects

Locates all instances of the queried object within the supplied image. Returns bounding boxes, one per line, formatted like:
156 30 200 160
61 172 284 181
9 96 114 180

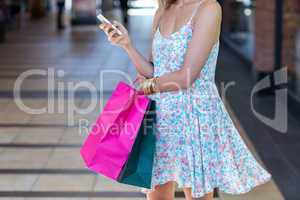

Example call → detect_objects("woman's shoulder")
193 0 222 24
201 0 222 12
194 0 222 23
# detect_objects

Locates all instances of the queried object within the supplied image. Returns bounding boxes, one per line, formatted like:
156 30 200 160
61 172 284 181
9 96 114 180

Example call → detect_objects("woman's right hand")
133 73 145 86
99 21 132 50
134 73 147 95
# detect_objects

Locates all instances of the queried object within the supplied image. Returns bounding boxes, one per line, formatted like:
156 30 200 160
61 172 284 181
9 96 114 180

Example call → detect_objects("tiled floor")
0 8 284 200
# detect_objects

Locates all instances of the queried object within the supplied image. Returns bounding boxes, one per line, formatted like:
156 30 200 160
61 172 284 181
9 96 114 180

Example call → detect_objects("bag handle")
133 75 147 95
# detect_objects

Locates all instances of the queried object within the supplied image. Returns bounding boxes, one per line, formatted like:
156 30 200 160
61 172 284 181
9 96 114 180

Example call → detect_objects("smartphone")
97 13 123 36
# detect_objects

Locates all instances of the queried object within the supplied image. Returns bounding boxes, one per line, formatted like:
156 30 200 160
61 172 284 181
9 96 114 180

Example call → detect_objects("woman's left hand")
99 21 132 50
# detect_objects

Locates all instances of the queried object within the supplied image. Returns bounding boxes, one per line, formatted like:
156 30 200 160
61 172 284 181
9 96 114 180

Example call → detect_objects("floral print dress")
143 2 272 198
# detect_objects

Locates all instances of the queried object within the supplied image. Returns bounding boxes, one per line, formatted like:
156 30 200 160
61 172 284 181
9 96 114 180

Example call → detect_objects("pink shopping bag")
80 81 150 180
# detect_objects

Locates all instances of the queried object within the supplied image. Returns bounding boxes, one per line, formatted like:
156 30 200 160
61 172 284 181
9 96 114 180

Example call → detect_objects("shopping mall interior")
0 0 299 199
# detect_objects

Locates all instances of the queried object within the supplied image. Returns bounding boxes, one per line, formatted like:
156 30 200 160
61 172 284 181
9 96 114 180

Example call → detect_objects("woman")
100 0 272 199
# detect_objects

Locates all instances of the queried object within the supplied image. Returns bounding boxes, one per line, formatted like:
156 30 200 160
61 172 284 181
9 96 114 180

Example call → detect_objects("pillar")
282 0 300 78
254 0 277 73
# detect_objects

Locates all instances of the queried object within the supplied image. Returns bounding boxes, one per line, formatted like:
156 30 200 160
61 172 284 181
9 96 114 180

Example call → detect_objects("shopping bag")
80 81 150 180
117 100 156 188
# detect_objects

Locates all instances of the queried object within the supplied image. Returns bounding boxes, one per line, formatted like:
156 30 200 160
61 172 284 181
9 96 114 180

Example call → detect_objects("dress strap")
187 0 206 24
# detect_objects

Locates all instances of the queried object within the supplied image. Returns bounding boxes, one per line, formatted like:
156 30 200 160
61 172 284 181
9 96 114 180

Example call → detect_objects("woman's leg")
183 188 214 200
146 181 176 200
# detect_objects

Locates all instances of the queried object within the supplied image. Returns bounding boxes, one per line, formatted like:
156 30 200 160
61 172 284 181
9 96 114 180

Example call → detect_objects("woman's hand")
134 73 158 95
133 73 147 94
99 20 132 50
133 73 146 90
135 73 147 84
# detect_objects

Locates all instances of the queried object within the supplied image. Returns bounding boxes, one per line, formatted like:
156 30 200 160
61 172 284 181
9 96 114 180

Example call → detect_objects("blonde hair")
157 0 177 9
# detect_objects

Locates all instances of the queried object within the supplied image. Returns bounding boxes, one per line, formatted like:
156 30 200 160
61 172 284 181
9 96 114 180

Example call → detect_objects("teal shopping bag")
117 100 156 189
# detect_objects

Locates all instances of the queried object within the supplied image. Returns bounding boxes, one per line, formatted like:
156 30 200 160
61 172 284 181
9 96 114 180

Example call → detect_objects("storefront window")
222 0 255 61
291 30 300 94
297 31 300 79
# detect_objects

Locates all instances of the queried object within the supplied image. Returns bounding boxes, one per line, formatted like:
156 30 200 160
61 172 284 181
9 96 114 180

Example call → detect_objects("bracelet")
143 79 151 95
142 77 158 95
151 76 158 93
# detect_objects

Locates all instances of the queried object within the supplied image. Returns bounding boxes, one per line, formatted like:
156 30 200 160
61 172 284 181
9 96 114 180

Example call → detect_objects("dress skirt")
141 82 272 198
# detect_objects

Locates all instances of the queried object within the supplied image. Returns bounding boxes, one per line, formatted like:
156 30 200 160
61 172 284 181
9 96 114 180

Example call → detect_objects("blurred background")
0 0 299 199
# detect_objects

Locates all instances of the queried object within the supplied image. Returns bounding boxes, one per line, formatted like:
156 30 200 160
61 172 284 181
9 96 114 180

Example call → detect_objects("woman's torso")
151 18 220 97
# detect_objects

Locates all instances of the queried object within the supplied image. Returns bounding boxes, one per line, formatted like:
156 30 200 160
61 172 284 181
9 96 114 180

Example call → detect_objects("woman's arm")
153 1 222 93
99 7 163 78
123 41 154 78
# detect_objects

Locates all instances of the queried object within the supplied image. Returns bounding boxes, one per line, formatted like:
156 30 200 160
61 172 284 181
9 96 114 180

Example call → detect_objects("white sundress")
143 1 272 198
